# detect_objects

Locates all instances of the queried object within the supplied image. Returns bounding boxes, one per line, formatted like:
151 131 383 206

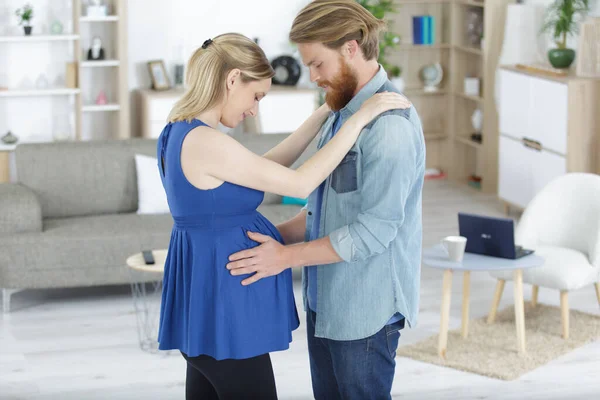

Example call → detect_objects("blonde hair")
168 33 274 123
289 0 386 60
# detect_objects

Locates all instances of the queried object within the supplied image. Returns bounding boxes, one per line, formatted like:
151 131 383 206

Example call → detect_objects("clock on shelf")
271 55 301 86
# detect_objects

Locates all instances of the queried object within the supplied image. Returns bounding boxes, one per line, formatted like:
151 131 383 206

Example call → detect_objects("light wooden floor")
1 180 599 399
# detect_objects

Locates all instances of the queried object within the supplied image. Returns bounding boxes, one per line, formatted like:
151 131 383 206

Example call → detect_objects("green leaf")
356 1 402 78
540 0 590 42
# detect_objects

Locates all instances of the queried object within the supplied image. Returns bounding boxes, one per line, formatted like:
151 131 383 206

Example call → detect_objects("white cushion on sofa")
135 154 169 214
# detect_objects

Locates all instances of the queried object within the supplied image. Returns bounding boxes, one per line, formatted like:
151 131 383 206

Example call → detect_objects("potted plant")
389 65 405 92
356 0 402 77
540 0 590 69
15 3 34 35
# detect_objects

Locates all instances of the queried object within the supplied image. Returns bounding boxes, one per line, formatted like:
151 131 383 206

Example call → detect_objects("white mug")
442 236 467 262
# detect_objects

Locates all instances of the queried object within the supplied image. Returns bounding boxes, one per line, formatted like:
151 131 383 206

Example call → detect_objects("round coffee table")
126 249 168 353
422 244 544 358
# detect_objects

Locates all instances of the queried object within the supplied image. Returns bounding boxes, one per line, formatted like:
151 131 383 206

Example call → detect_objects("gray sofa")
0 134 315 312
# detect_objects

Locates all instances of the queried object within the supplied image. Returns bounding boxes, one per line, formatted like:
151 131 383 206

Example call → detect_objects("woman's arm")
182 92 409 199
262 103 331 167
184 114 365 199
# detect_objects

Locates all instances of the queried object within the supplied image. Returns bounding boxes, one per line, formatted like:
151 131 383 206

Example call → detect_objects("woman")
156 33 410 399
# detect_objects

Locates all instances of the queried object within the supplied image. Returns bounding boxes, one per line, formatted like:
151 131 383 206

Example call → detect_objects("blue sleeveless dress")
156 119 300 360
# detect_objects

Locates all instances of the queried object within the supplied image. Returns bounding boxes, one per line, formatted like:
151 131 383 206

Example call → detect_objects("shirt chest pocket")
331 150 358 194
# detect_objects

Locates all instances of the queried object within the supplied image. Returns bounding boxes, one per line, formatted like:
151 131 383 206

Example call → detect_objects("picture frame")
147 60 170 91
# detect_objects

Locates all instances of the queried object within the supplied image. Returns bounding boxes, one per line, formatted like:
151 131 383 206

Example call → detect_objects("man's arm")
288 114 421 266
276 209 307 245
227 114 421 284
284 237 342 268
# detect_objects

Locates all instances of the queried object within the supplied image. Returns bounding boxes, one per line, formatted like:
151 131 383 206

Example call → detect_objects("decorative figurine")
50 20 64 34
95 90 107 105
87 0 108 17
87 36 105 60
470 109 483 143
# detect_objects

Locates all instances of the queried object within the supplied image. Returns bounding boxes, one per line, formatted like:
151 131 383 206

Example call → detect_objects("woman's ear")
226 68 241 90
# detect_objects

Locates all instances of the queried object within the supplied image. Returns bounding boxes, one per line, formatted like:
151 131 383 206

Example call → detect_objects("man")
227 1 425 398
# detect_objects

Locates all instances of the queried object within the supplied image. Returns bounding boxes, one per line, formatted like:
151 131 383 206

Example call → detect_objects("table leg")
438 269 453 359
513 269 526 355
461 271 470 338
532 285 539 307
487 279 505 324
128 269 163 353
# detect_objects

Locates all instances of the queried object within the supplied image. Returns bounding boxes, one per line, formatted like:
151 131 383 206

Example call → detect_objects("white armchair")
488 173 600 339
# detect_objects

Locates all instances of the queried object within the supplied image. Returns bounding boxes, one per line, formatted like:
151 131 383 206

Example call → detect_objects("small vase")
53 116 71 142
391 77 406 93
23 26 32 35
548 48 575 69
1 131 19 145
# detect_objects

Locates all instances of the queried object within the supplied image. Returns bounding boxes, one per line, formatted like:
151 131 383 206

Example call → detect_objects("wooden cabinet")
498 135 567 209
251 88 319 134
497 66 600 210
137 88 184 138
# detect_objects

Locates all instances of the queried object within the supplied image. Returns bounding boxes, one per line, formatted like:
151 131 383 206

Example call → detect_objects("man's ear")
344 40 360 60
226 68 241 90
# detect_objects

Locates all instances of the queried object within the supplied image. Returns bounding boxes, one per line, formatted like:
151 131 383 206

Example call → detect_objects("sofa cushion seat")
0 213 173 272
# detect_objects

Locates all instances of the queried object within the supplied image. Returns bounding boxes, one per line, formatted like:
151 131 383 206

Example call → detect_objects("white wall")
127 0 312 136
128 0 312 90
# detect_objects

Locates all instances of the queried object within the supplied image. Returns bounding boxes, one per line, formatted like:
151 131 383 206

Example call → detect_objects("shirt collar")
340 65 388 117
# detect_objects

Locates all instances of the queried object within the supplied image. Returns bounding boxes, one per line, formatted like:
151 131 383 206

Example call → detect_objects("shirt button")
308 211 312 216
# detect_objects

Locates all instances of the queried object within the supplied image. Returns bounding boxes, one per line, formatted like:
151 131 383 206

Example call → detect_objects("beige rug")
396 304 600 380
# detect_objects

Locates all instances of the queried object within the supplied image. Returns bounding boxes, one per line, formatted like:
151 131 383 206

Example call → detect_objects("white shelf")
82 104 120 112
399 44 451 50
455 45 483 56
0 88 80 97
455 92 484 104
0 143 17 151
456 0 485 8
80 16 119 22
0 138 53 151
455 136 482 149
0 34 79 42
80 60 120 67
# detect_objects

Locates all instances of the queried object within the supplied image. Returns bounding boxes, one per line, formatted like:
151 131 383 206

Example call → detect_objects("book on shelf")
412 15 435 45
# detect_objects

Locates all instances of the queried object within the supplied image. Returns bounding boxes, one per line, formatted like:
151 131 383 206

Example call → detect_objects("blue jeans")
306 309 404 400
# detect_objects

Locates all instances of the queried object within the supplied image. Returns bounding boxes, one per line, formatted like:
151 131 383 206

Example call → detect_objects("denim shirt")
302 66 426 341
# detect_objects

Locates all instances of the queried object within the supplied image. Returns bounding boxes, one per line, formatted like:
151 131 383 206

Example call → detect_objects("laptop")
458 213 534 259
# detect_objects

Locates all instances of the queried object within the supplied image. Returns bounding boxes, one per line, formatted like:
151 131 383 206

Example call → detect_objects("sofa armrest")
0 183 42 235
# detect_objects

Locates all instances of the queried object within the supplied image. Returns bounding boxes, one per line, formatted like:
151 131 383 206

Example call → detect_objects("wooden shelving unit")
75 0 129 140
389 0 513 193
0 0 129 182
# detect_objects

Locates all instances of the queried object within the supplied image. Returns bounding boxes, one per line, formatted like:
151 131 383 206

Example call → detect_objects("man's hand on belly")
227 232 291 286
227 231 343 285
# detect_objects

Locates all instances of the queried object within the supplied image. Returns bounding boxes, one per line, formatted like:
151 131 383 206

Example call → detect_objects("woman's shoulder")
180 121 239 152
167 119 213 137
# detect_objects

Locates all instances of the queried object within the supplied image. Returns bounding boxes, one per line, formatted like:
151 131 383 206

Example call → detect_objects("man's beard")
318 58 358 112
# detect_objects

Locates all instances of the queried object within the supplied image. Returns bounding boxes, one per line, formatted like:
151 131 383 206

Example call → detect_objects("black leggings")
181 351 278 399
